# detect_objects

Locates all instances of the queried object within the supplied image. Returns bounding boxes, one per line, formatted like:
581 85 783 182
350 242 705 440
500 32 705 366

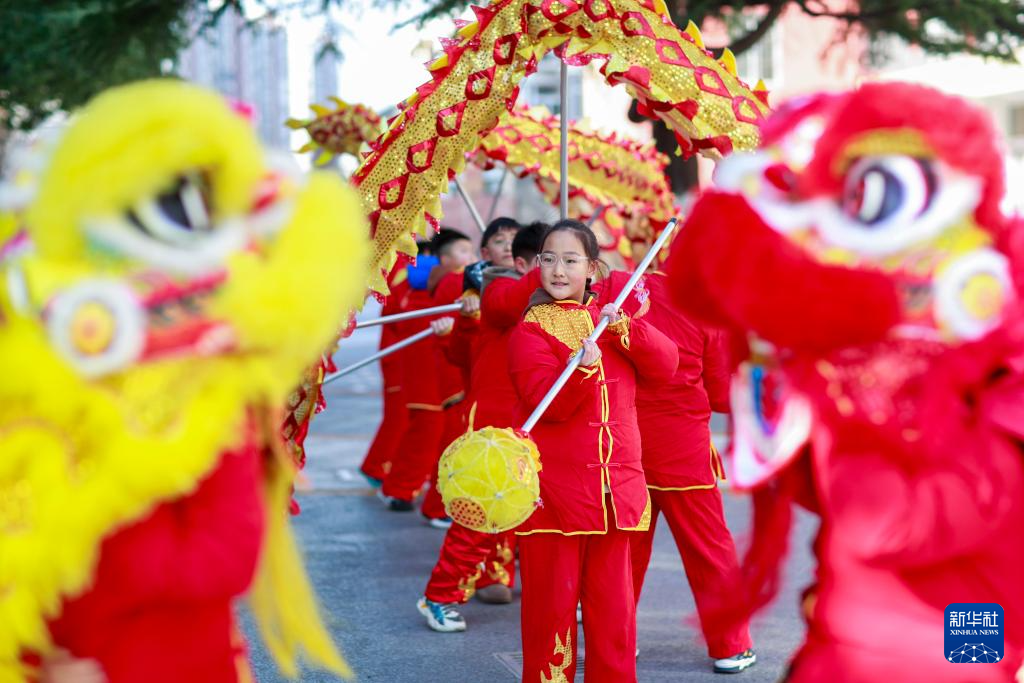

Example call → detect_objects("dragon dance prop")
323 327 438 386
281 98 380 484
0 80 368 680
585 204 643 268
473 105 675 225
287 97 383 165
438 216 678 533
355 301 463 329
351 0 769 295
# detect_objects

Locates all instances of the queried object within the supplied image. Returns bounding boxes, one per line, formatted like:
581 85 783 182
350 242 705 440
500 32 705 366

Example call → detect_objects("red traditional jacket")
48 437 265 683
509 294 678 534
468 267 541 428
634 273 731 490
379 271 409 395
432 269 473 403
394 286 443 409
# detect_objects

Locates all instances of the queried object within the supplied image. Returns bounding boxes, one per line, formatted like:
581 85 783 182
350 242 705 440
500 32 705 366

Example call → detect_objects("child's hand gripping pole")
519 217 679 432
325 302 466 384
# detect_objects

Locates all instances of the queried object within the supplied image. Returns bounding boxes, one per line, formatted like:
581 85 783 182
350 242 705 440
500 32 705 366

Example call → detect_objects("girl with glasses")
508 219 678 682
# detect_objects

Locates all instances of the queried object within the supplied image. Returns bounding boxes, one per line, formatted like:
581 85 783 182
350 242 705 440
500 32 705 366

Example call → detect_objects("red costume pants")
519 525 637 683
629 487 751 659
360 385 407 482
421 403 466 519
424 525 516 603
381 407 444 502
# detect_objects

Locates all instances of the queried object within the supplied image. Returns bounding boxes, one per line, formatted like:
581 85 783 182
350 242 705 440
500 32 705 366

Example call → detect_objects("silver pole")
519 216 678 432
586 206 605 228
323 328 435 386
559 61 569 220
486 166 509 223
354 302 461 329
453 176 487 234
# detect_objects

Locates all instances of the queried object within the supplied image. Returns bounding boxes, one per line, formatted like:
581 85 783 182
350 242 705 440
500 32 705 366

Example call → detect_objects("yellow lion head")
0 79 367 676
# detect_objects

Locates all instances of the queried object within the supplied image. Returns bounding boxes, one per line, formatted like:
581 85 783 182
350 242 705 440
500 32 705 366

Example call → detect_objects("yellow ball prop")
437 426 542 533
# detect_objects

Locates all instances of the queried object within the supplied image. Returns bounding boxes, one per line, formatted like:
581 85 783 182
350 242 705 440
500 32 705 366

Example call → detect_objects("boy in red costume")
665 83 1024 682
419 227 490 524
422 219 524 525
510 221 677 683
624 271 755 673
360 243 434 486
417 221 545 632
381 228 473 515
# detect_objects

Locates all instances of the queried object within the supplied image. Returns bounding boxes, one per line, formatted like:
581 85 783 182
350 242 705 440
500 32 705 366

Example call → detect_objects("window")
519 53 582 119
1010 104 1024 139
732 12 781 86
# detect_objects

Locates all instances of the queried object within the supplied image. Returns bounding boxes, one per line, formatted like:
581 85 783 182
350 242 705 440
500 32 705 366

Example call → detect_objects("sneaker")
713 649 757 674
377 489 414 512
475 584 512 604
425 515 453 530
417 597 467 633
389 498 415 512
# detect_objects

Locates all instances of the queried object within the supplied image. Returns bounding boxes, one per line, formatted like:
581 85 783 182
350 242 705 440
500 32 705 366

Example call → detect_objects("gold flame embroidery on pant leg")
458 565 483 601
487 560 511 586
541 628 573 683
496 538 514 564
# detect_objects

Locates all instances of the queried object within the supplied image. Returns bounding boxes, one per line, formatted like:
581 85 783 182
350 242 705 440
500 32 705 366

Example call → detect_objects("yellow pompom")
437 427 541 533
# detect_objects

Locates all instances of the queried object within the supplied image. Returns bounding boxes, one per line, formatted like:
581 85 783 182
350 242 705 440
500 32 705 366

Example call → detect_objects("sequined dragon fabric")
473 105 674 225
288 97 384 164
352 0 769 295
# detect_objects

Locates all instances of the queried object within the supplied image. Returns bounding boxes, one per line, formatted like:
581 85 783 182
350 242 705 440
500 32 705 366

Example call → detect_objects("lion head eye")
841 156 935 229
128 174 212 244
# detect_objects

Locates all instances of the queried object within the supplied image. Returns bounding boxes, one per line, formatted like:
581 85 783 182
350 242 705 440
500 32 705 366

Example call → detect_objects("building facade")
177 8 291 150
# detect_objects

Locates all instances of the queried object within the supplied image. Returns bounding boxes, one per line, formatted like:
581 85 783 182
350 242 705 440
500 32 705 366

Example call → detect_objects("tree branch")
792 0 944 23
708 0 786 56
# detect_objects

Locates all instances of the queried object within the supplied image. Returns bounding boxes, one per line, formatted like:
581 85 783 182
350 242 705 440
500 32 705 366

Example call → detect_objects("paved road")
246 311 816 682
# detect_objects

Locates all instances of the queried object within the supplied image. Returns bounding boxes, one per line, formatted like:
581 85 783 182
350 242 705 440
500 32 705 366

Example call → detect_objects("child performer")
509 221 677 683
422 218 522 525
381 228 473 513
417 221 545 632
626 271 756 673
359 247 430 486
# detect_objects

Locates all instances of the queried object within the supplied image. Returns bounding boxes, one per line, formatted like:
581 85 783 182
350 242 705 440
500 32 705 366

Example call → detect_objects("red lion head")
667 82 1017 354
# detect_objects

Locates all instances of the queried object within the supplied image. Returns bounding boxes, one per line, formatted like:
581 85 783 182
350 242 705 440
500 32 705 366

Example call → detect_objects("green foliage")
1 0 1020 134
0 1 198 130
680 0 1024 61
401 0 1023 62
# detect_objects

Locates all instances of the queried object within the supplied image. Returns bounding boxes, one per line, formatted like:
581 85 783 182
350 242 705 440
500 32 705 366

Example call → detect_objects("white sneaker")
377 489 414 511
417 597 467 633
426 516 453 530
713 649 756 674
